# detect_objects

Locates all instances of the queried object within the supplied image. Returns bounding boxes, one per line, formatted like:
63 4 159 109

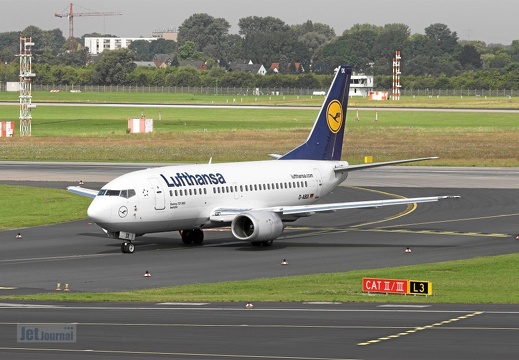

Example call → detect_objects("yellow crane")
54 3 122 51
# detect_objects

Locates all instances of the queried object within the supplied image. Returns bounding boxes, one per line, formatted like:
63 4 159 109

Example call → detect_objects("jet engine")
231 211 284 243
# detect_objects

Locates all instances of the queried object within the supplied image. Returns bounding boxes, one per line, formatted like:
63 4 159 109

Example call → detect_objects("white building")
84 37 157 55
349 74 374 97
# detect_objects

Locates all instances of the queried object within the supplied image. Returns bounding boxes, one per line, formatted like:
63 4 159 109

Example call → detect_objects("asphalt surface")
0 163 518 359
1 302 519 360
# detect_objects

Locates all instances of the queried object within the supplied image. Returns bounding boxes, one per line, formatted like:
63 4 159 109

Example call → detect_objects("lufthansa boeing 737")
68 65 459 253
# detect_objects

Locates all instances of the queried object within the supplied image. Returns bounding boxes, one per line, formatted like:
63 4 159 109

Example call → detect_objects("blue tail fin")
279 65 352 161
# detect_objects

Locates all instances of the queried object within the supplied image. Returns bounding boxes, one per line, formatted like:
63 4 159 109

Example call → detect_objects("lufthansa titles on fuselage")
291 173 314 179
160 172 226 188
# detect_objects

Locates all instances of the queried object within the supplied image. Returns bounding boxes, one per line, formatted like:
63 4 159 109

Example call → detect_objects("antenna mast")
19 36 35 137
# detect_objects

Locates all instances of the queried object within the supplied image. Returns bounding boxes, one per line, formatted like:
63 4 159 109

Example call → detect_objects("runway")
1 301 519 360
0 164 518 359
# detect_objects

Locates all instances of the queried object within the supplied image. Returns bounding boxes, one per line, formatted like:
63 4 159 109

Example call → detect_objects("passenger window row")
169 181 309 197
170 188 208 197
98 180 309 199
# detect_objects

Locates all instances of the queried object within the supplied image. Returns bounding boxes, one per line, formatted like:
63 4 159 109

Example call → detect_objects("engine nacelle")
231 211 284 242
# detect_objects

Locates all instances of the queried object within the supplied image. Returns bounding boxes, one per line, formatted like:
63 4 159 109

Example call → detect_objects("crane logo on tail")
326 100 343 134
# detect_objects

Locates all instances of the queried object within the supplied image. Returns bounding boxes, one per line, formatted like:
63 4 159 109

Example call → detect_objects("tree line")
1 15 519 90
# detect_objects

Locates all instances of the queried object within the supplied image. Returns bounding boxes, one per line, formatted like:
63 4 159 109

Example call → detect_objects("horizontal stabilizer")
334 157 438 174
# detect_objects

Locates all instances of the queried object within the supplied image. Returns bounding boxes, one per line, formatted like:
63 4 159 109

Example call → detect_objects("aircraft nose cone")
87 198 111 224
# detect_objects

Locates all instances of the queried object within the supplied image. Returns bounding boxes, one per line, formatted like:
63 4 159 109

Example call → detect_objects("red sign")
362 277 408 294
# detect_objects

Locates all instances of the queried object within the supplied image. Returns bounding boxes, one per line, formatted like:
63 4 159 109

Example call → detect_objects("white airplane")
68 65 459 253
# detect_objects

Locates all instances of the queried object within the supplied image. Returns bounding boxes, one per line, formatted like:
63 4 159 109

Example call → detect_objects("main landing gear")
251 240 273 247
121 241 135 254
180 229 204 245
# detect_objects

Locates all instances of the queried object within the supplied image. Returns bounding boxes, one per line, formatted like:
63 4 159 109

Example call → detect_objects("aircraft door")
313 168 322 199
232 182 240 200
148 177 166 210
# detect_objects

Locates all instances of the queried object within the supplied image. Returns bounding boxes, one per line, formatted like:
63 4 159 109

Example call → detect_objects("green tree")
294 73 321 88
177 13 230 59
177 41 202 60
94 49 136 85
459 44 482 69
238 16 288 37
60 48 89 66
173 66 201 87
129 39 176 61
222 34 244 61
291 21 336 62
239 17 290 66
0 31 21 60
1 60 17 82
508 40 519 62
128 40 152 61
341 25 379 72
313 36 362 74
150 38 176 55
487 52 512 69
424 23 458 56
220 71 255 87
372 23 410 75
239 17 310 68
21 26 66 61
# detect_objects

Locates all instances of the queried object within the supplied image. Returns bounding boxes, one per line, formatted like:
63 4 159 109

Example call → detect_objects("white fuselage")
87 160 349 234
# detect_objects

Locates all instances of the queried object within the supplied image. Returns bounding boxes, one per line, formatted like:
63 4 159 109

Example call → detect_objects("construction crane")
55 3 122 51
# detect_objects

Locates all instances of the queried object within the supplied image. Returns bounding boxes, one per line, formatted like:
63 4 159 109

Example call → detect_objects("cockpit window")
119 189 136 198
97 189 136 198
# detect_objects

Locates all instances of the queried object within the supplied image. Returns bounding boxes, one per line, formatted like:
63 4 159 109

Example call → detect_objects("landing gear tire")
181 229 204 245
251 241 273 247
121 241 135 254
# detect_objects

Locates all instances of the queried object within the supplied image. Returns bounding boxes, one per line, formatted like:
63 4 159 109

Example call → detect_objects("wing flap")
279 195 459 216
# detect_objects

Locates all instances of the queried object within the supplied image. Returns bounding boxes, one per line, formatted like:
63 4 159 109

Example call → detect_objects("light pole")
3 62 7 91
367 61 374 90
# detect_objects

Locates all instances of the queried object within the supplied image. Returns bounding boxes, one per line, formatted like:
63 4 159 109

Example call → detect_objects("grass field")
0 184 91 230
1 103 518 166
0 92 518 303
5 253 519 304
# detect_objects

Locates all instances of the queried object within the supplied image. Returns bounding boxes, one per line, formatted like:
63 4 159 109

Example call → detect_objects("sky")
1 0 517 45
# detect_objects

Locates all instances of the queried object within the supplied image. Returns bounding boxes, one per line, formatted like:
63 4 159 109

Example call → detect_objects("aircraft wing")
67 186 98 199
274 195 459 216
334 157 438 173
210 195 459 222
